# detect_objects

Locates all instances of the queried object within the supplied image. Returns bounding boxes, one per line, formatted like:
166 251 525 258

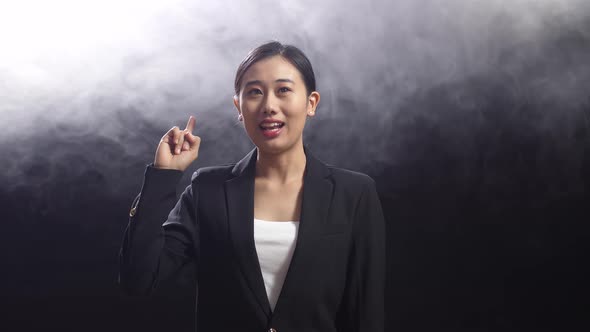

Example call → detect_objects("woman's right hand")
154 116 201 171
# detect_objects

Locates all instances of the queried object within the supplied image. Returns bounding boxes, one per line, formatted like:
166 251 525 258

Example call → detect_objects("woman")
119 41 386 332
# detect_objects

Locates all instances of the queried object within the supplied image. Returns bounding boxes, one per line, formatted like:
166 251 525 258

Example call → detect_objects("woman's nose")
261 95 278 114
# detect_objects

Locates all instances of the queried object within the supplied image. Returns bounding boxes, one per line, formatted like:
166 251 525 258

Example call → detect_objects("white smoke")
0 0 588 188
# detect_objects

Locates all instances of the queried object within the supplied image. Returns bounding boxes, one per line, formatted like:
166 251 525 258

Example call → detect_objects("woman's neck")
255 143 306 184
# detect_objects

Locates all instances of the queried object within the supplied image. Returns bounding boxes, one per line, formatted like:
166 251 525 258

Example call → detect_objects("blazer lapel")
224 146 334 318
272 146 334 314
225 148 273 318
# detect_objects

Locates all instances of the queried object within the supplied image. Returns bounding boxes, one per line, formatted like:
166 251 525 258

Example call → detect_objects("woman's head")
233 41 320 154
234 41 316 98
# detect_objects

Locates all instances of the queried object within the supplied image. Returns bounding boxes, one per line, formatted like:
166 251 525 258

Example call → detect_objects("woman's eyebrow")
275 78 294 84
244 78 295 87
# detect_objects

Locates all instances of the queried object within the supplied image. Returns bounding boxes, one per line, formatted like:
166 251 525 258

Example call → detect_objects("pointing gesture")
154 116 201 171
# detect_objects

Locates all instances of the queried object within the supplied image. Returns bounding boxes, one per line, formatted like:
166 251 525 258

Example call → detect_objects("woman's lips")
259 124 283 138
258 119 285 139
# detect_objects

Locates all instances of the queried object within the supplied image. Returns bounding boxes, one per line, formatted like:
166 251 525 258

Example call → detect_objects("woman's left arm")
337 177 387 332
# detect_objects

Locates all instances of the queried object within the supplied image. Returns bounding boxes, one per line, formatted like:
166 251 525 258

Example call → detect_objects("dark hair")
234 41 316 97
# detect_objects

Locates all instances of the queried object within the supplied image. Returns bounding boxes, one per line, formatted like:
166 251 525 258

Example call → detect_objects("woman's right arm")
118 116 201 296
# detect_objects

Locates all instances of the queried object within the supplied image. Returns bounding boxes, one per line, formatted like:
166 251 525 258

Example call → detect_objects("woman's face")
233 55 319 155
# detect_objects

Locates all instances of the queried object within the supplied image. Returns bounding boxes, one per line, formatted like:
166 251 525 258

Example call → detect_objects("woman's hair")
234 41 316 97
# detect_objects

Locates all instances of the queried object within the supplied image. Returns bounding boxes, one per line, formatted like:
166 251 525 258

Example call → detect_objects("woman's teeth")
260 123 284 130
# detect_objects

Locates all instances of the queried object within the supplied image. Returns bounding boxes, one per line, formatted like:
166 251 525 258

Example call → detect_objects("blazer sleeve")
337 177 386 332
118 165 199 296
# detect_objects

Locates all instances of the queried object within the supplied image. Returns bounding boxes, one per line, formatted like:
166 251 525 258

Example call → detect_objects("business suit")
119 146 386 332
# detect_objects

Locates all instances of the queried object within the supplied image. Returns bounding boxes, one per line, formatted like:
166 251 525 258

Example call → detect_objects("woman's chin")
255 138 301 156
256 143 286 155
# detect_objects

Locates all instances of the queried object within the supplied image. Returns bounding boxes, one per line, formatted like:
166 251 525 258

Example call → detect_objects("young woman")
119 41 386 332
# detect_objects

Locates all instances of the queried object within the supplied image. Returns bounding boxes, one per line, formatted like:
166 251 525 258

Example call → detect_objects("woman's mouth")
259 121 285 138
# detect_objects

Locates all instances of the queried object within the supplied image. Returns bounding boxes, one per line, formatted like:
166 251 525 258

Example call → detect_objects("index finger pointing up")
185 115 196 133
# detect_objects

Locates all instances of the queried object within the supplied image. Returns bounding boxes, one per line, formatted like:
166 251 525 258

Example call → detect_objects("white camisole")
253 218 300 312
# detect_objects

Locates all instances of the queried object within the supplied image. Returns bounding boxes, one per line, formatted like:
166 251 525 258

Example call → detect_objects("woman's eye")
248 89 262 95
278 87 290 93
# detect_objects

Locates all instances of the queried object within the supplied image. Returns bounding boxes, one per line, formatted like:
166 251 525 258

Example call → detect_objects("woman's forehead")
242 56 301 83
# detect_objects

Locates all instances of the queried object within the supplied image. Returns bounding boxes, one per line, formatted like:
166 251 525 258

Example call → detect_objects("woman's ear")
233 95 241 113
307 91 320 117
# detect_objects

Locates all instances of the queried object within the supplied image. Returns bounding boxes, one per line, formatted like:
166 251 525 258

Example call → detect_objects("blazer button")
268 329 277 332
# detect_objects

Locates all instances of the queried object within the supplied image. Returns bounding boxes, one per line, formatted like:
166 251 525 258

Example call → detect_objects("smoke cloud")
0 0 588 192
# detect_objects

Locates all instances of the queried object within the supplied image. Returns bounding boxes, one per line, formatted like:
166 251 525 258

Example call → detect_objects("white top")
253 218 300 312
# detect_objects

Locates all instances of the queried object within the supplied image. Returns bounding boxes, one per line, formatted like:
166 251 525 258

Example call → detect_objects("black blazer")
119 147 386 332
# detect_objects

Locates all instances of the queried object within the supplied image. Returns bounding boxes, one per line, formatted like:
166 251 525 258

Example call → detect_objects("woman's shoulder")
190 163 236 183
326 164 376 188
